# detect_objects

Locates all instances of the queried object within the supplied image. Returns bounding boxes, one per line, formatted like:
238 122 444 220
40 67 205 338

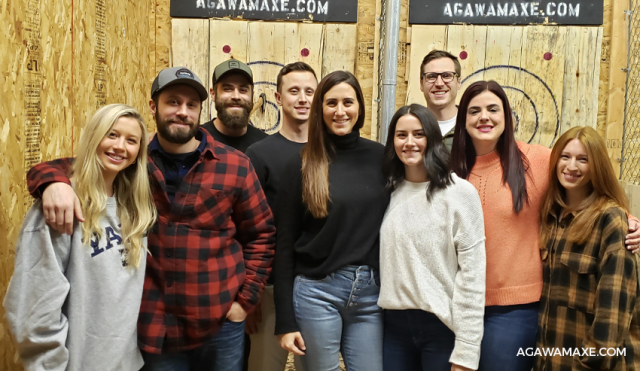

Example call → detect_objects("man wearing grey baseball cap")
24 66 276 371
202 58 268 153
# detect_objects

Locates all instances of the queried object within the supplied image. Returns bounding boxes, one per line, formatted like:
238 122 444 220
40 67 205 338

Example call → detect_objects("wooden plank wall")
0 0 158 369
173 19 358 134
404 24 602 148
118 0 627 151
170 0 376 137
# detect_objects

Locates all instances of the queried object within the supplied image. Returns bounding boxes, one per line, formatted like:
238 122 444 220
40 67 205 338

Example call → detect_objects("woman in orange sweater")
450 81 640 371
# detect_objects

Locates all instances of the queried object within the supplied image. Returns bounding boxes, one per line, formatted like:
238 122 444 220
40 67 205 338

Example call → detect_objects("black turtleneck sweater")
274 130 390 335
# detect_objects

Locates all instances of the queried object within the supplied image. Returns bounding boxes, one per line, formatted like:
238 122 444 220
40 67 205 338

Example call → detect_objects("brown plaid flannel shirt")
536 206 640 371
26 129 276 354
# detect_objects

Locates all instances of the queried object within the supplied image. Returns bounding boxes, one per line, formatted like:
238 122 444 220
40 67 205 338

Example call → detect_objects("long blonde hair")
72 104 157 268
540 126 628 247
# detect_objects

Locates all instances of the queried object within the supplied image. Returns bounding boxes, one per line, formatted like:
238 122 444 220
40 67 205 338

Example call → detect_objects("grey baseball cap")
212 59 253 85
151 66 208 101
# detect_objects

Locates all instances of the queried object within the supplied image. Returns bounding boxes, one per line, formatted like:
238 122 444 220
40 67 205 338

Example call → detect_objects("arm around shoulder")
27 158 82 235
27 158 74 198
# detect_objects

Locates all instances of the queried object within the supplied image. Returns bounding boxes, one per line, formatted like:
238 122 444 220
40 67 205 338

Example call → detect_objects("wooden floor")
285 352 347 370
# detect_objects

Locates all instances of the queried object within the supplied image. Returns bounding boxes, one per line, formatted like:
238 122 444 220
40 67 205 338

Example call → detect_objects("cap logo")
175 68 194 79
229 61 240 68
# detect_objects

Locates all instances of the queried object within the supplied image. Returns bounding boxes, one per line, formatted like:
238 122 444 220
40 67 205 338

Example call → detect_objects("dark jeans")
141 320 245 371
383 310 455 371
478 302 539 371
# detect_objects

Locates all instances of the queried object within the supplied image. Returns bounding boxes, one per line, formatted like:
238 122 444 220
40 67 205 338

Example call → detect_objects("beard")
155 111 200 144
215 97 253 130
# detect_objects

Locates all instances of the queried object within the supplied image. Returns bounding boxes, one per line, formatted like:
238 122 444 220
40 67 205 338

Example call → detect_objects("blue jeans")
294 265 383 371
383 310 455 371
141 320 245 371
478 302 539 371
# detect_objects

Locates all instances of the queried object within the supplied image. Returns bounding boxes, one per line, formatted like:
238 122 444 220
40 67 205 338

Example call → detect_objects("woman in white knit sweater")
378 104 487 371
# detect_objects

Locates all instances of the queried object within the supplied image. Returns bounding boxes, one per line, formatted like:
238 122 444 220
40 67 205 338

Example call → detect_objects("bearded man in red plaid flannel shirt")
26 67 276 371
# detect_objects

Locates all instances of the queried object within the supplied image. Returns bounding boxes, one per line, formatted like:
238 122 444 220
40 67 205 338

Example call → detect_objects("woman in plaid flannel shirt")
536 126 640 370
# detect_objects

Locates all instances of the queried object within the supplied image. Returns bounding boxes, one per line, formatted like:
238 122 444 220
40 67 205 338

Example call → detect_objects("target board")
172 19 357 134
406 24 602 148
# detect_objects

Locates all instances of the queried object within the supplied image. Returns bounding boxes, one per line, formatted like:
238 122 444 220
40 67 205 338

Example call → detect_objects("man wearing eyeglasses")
419 50 462 151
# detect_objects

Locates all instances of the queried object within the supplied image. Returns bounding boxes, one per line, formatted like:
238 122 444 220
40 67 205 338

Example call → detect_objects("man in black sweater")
244 62 318 371
201 58 268 152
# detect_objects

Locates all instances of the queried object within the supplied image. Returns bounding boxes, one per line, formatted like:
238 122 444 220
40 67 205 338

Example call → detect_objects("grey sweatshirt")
378 175 486 370
4 197 146 371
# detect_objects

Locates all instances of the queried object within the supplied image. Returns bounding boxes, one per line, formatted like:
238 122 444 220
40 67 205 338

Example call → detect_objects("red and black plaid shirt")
27 128 276 354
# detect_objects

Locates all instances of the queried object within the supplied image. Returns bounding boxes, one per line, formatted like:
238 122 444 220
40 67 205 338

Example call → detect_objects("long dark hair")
383 104 452 200
450 80 530 213
301 71 365 218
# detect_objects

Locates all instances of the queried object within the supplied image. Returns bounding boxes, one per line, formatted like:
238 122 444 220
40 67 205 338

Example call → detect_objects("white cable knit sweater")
378 174 486 370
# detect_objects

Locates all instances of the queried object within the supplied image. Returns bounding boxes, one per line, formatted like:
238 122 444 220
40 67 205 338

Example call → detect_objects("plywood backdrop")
170 0 378 136
0 0 629 369
172 19 358 134
172 7 616 152
0 0 170 369
393 0 623 167
403 24 603 148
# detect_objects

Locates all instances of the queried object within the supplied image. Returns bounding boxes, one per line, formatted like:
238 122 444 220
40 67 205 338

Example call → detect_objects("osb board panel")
406 24 601 149
0 0 72 367
172 19 210 124
74 0 152 142
153 0 172 75
39 0 73 163
107 0 152 113
396 0 409 112
0 0 28 367
369 0 383 141
0 0 154 369
355 0 376 139
72 0 98 140
597 0 613 137
150 0 173 129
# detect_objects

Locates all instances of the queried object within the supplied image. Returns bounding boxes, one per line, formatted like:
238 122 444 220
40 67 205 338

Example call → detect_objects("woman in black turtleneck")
274 71 389 371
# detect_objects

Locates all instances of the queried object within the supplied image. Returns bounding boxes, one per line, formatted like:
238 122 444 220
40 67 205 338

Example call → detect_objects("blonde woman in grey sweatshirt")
4 104 156 371
378 104 486 371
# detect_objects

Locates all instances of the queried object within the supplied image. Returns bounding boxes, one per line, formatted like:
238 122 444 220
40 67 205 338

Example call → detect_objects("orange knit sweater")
467 141 551 306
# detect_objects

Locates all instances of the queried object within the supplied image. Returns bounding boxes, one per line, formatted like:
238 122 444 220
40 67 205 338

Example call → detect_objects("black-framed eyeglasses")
421 71 458 83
